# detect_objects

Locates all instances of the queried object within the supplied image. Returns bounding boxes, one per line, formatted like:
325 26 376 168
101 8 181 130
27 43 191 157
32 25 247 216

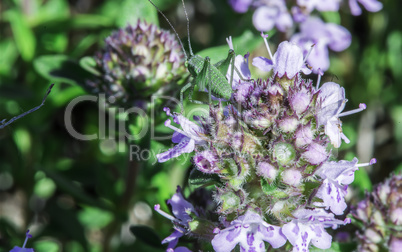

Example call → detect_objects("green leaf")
129 225 163 249
0 39 18 75
188 168 221 188
33 240 60 252
34 177 56 199
321 11 341 25
34 55 95 86
198 30 263 63
116 0 158 28
4 9 36 61
80 56 101 76
78 206 113 229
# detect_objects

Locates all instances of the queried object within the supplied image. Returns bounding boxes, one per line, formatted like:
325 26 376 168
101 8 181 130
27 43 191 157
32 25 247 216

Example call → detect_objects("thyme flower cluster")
352 173 402 251
86 20 187 107
155 36 376 251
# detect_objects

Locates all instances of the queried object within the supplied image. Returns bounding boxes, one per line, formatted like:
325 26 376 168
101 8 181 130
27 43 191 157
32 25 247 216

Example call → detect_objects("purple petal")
317 179 348 215
174 115 204 142
156 138 195 162
162 229 183 247
252 57 274 72
174 247 192 252
259 224 287 248
310 225 332 249
356 0 383 14
349 0 362 15
291 6 307 23
172 132 186 143
168 186 197 222
316 82 346 125
307 41 330 72
212 226 243 252
275 12 293 32
274 41 305 79
326 24 351 52
229 0 253 13
9 248 34 252
252 6 277 32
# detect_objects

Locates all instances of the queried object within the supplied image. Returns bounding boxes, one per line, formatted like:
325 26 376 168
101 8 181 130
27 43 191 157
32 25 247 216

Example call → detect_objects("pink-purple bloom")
157 108 206 163
291 17 351 72
282 209 350 252
211 210 286 252
155 186 198 250
316 82 366 148
315 158 359 215
253 38 311 79
315 158 376 215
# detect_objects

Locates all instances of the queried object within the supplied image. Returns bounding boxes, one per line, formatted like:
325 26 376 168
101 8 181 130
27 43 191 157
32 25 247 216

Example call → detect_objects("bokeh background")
0 0 401 251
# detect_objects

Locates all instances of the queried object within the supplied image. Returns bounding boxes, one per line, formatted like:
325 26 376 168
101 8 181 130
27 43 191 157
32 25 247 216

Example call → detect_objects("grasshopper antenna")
147 0 188 60
0 84 54 129
180 0 193 56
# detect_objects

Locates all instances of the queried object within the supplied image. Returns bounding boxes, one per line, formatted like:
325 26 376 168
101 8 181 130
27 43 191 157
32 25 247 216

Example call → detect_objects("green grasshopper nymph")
147 0 241 112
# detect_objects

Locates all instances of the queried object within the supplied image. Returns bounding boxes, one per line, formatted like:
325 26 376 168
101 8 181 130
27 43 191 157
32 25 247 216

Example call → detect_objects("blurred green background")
0 0 401 251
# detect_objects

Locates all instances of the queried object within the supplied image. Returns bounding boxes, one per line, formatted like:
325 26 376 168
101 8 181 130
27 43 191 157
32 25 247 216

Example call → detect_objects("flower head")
352 173 402 251
86 21 187 107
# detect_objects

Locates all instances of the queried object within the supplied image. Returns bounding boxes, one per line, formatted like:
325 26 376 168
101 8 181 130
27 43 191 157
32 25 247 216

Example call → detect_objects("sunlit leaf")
33 240 60 252
78 206 113 229
34 55 94 86
4 9 36 61
116 0 158 27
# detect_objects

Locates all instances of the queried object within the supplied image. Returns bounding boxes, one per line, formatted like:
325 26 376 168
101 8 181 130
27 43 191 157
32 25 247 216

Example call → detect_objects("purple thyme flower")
229 0 253 13
211 210 286 252
154 186 198 250
316 82 366 148
167 247 192 252
291 17 351 72
156 108 206 163
282 209 351 252
253 35 311 79
297 0 341 13
9 230 34 252
252 0 293 32
315 158 376 215
349 0 383 16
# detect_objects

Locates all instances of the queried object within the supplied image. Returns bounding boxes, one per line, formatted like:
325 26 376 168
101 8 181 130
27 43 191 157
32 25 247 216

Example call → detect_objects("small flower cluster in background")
352 173 402 251
155 36 376 251
85 20 188 107
229 0 382 72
